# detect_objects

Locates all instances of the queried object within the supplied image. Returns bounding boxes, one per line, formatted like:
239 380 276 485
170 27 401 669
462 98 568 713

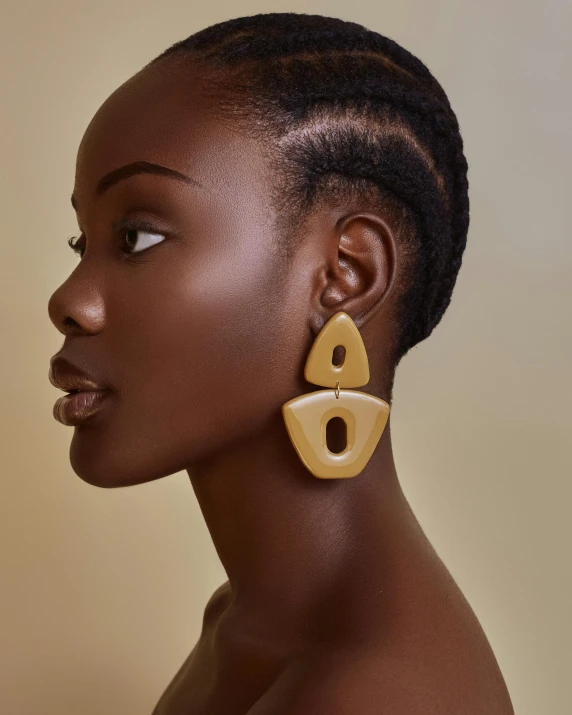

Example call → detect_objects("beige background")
1 1 570 713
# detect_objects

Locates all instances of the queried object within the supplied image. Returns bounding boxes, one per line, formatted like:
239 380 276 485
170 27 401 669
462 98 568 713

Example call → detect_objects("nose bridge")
48 260 106 335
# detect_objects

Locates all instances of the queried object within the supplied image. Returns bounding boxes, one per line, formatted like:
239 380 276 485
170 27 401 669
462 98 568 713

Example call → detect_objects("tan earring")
281 311 390 479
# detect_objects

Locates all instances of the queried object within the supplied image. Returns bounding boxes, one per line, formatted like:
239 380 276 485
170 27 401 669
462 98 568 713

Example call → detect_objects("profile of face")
47 61 335 489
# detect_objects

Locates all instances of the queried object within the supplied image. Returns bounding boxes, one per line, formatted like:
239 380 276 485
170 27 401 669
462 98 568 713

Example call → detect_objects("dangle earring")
281 311 390 479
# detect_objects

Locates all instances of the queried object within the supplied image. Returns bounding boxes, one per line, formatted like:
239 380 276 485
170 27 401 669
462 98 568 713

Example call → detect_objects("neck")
187 410 410 640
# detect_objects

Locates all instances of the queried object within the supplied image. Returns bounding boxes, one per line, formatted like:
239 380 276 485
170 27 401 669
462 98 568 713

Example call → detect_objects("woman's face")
48 61 311 487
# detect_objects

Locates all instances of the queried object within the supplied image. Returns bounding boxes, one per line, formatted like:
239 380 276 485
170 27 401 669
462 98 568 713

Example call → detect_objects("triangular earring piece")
304 312 369 388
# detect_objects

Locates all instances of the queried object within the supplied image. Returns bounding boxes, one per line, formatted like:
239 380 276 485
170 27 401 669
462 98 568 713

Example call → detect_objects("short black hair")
148 12 470 384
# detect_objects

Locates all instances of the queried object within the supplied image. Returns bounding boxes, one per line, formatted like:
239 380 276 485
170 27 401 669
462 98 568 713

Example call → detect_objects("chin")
69 439 165 489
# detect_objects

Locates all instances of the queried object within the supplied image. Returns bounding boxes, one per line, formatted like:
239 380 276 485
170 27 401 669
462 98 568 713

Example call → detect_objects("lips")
53 389 111 426
49 355 111 425
49 355 108 393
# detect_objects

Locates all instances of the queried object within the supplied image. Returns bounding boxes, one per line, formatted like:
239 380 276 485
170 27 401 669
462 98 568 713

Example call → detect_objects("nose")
48 272 106 336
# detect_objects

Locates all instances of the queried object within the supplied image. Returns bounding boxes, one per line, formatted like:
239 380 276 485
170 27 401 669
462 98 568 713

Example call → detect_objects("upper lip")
49 355 109 393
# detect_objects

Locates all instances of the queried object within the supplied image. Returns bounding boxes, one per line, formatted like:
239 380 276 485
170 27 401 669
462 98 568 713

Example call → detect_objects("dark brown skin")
48 58 514 715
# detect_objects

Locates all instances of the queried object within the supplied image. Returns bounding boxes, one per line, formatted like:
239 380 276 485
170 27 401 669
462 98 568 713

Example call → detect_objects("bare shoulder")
247 644 515 715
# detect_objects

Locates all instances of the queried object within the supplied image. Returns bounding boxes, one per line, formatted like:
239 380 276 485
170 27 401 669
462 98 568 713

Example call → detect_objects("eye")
123 227 166 254
67 219 167 259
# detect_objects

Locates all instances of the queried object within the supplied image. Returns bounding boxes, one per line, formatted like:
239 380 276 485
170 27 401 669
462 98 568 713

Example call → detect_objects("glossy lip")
53 389 111 426
49 355 112 425
49 355 108 393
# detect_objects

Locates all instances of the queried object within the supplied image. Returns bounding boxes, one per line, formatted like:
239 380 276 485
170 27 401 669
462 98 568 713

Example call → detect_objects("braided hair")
148 12 470 379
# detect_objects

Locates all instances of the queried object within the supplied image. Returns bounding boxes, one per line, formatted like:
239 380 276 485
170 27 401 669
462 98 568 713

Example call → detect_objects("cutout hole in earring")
326 416 347 454
332 344 346 367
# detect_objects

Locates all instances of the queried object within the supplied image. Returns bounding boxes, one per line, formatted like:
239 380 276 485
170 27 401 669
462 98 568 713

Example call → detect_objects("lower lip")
53 390 111 426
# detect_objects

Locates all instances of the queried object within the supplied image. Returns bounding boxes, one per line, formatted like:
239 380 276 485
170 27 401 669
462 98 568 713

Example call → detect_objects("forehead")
74 61 272 207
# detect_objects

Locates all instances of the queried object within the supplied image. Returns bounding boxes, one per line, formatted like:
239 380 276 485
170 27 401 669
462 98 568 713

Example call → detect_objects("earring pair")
281 311 390 479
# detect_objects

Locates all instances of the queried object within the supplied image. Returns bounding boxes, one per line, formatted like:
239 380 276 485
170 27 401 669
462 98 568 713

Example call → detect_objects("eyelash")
67 219 165 263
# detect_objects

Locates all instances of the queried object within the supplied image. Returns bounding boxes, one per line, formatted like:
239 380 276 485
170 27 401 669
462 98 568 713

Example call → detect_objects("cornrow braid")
148 12 470 375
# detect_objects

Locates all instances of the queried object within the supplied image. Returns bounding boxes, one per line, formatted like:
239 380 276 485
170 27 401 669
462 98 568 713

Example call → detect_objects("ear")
311 211 398 334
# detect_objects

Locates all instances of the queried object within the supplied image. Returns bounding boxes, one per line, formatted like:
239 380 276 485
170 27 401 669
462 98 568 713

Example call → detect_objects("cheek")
80 243 291 485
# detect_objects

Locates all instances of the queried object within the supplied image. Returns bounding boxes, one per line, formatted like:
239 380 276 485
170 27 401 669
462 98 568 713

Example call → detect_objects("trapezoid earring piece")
281 311 390 479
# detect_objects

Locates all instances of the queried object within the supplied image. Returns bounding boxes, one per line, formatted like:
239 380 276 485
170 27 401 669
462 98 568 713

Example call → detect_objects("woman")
47 12 514 715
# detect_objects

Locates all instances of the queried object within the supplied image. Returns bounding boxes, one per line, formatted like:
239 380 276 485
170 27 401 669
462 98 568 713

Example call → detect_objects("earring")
281 311 390 479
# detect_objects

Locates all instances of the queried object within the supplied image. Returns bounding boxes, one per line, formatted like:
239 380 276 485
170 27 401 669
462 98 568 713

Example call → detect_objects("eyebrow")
70 160 207 210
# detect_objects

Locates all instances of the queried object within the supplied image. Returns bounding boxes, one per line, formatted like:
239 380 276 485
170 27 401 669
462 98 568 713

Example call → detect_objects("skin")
48 57 514 715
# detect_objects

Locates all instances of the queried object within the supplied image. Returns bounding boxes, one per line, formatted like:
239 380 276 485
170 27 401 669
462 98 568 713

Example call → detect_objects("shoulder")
247 644 515 715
